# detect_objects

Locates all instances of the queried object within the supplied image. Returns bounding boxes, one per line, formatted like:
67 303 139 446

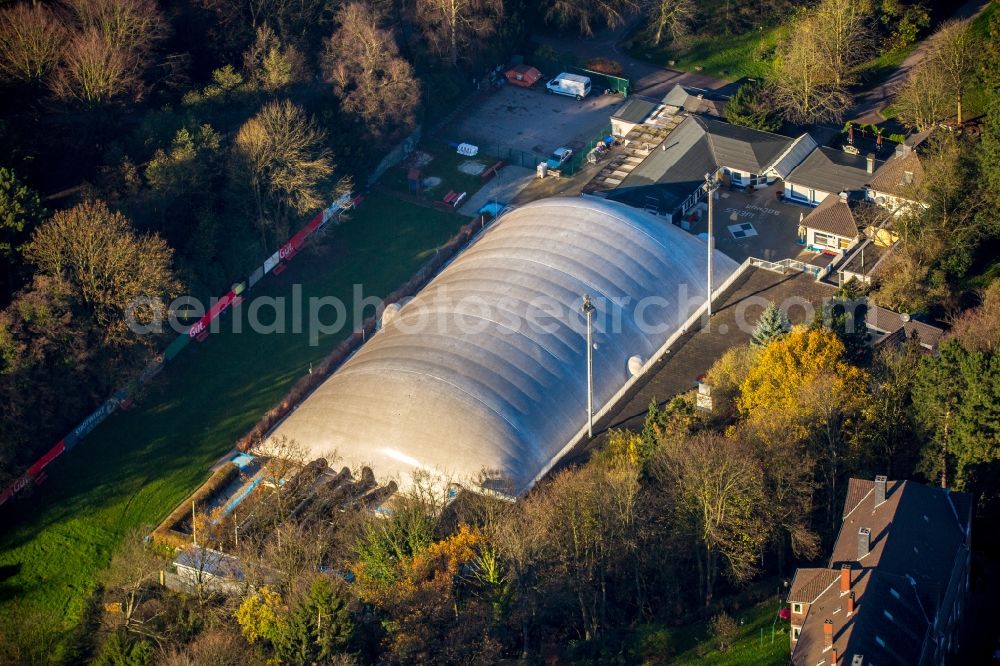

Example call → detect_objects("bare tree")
894 60 951 131
50 29 137 104
544 0 639 36
647 0 696 47
415 0 502 66
770 15 852 123
233 100 338 249
100 528 169 642
813 0 874 87
0 3 67 84
927 19 976 125
322 3 421 135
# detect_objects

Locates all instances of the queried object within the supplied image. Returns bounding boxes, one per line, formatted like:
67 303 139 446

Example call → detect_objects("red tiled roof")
788 568 841 604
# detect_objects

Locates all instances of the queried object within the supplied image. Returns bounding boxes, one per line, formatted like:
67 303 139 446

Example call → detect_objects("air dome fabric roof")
267 197 738 495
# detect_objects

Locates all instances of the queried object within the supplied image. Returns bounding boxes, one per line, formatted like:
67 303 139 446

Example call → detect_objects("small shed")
506 65 542 88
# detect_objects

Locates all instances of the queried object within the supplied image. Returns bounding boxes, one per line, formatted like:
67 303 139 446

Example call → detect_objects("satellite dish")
901 313 911 322
628 355 644 376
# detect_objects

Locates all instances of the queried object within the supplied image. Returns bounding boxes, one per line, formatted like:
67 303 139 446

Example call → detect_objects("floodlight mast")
704 172 720 317
582 294 596 438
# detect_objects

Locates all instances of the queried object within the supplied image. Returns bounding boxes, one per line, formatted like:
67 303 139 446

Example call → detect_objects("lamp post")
704 172 720 317
581 294 595 438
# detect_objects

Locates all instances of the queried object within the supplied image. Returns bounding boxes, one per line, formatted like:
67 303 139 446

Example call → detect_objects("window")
813 232 836 248
838 237 851 250
792 602 804 614
890 588 901 600
876 636 886 648
792 626 801 640
731 171 743 184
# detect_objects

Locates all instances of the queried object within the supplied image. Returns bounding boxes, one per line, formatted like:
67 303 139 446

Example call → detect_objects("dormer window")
792 602 804 614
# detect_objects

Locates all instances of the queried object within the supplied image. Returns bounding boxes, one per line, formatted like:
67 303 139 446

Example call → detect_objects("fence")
367 126 422 188
749 256 830 281
532 54 631 97
0 193 357 508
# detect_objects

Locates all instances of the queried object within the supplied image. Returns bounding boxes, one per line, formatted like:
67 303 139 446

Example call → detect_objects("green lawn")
0 193 466 657
626 24 788 82
669 596 789 666
379 141 494 205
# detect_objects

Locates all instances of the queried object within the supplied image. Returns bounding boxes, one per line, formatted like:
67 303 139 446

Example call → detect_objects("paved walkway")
850 0 991 123
458 165 536 216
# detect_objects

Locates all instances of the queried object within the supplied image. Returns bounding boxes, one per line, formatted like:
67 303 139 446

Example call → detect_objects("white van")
546 73 591 100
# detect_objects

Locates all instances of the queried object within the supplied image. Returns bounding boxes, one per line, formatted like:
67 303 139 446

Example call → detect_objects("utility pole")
582 294 595 438
704 172 720 317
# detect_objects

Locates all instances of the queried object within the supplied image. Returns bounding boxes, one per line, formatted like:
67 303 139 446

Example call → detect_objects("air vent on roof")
883 609 894 621
852 656 864 666
890 588 900 600
875 636 886 648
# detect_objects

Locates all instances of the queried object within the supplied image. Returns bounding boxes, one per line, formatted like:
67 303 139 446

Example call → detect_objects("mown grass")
625 23 788 82
669 595 790 666
379 141 492 203
0 193 466 658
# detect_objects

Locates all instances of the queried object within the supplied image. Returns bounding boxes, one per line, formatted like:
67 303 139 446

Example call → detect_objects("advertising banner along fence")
0 195 355 508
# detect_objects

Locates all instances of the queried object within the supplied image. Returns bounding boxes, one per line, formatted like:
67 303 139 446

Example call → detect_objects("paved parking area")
686 185 815 263
458 165 536 217
451 85 625 158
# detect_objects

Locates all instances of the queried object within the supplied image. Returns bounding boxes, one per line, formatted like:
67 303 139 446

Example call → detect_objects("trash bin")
537 162 548 179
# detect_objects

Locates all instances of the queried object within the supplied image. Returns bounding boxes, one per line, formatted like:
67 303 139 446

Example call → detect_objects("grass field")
0 194 467 657
669 596 790 665
626 23 787 82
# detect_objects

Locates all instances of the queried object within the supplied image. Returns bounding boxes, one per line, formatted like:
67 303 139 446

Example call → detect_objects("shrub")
710 612 739 652
631 624 673 664
585 58 624 76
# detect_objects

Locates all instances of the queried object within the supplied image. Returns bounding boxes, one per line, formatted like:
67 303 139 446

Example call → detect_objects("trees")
543 0 639 36
25 200 180 352
242 25 308 92
415 0 503 67
323 4 421 135
0 3 66 85
812 0 874 88
53 0 168 105
0 167 45 289
770 14 852 123
100 528 169 640
724 82 781 133
273 577 354 664
647 0 696 47
751 302 790 347
233 100 337 251
913 340 1000 491
895 19 976 128
650 432 770 606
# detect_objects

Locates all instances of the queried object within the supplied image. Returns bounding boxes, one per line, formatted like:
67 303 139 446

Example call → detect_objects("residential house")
784 147 884 206
867 138 927 214
799 192 862 252
605 116 792 220
788 476 971 666
866 304 944 352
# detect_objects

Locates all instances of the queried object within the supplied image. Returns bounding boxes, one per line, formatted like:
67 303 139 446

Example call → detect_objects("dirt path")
850 0 991 123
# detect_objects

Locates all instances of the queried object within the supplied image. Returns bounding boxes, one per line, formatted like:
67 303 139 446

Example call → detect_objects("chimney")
866 153 875 174
832 647 839 664
839 191 849 202
847 591 855 614
852 655 864 666
875 475 887 504
824 619 834 649
858 527 871 559
840 564 851 593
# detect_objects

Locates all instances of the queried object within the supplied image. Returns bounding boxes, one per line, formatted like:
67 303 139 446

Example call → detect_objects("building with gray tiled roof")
788 476 971 666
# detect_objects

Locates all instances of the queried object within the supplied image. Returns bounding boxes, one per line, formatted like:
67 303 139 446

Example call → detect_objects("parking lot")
451 84 625 158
